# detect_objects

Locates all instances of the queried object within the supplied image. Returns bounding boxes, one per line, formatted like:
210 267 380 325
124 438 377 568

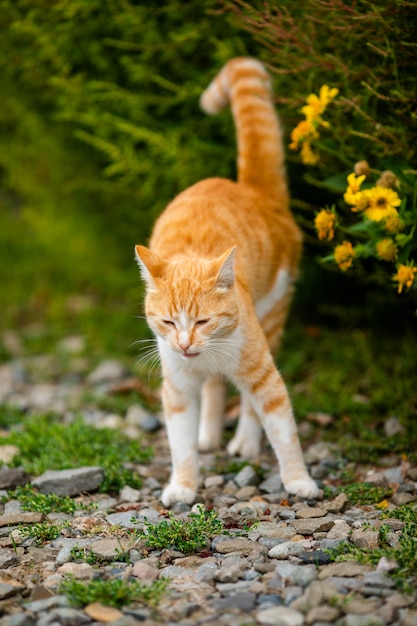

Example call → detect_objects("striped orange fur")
135 58 318 506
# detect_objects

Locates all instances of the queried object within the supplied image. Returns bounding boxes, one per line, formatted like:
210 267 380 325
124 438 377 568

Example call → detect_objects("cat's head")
135 245 239 359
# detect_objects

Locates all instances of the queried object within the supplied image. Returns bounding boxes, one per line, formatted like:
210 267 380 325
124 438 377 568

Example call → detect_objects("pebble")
31 466 104 496
257 605 304 625
0 345 416 626
233 465 259 488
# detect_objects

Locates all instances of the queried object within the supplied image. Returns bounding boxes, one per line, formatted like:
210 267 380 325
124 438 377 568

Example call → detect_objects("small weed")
19 521 70 546
13 485 91 515
340 482 393 505
1 414 153 493
0 405 26 429
71 541 132 566
70 546 102 566
137 506 223 554
59 576 168 608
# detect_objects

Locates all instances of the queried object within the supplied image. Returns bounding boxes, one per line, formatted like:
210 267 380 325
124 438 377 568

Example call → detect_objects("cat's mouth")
182 351 200 358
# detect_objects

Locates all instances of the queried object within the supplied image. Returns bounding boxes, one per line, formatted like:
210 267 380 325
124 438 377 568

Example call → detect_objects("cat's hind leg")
227 393 262 458
198 374 226 451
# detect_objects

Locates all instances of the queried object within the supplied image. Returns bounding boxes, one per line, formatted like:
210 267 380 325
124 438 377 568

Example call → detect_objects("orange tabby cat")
135 58 318 506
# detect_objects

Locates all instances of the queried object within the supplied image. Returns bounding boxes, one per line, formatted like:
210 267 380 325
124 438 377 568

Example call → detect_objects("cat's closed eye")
195 319 209 326
163 320 176 327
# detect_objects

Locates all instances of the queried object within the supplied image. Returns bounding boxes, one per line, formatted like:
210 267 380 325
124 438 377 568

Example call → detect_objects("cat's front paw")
227 435 260 458
161 483 197 507
284 476 319 499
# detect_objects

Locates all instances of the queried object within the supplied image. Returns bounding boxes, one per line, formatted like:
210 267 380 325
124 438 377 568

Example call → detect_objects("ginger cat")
135 58 318 506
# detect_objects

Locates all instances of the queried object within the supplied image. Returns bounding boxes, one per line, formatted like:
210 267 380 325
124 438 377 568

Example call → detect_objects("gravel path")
0 336 416 626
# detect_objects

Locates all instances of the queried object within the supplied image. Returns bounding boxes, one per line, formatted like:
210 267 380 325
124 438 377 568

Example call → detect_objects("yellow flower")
384 212 404 234
349 191 371 214
300 141 319 165
364 186 401 222
289 120 318 150
302 85 339 122
343 172 366 205
393 264 417 294
315 209 336 241
376 239 398 262
334 241 355 271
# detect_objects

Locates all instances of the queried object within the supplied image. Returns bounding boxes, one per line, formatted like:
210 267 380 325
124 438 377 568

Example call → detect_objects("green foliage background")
1 0 416 352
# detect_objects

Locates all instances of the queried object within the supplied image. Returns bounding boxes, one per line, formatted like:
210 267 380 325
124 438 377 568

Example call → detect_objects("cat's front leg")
160 376 200 507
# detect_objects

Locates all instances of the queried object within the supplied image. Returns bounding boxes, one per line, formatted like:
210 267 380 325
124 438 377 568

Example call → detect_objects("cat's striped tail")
200 58 287 201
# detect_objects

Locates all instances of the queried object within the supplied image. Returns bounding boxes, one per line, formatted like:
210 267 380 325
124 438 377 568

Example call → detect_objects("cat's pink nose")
179 341 191 353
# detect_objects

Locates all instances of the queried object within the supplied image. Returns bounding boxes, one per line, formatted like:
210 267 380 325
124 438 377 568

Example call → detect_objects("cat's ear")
135 245 165 288
215 246 236 290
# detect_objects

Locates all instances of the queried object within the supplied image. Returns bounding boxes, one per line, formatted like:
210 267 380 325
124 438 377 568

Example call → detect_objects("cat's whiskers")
134 342 161 381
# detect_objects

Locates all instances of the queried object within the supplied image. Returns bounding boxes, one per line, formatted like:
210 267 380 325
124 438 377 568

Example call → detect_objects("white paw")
161 483 197 507
198 433 221 452
227 435 260 458
284 476 319 499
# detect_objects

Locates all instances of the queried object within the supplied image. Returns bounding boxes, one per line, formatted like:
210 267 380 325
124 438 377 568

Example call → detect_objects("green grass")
19 520 70 546
137 506 223 554
59 576 168 609
330 503 417 592
12 485 91 515
339 482 394 506
0 412 153 493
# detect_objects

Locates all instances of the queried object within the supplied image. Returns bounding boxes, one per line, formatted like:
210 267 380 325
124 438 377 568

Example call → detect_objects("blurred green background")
1 0 416 458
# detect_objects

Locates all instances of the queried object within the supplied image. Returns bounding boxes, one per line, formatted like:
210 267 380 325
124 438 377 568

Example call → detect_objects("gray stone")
22 595 71 613
0 615 36 626
259 472 283 493
291 515 335 535
88 359 126 384
213 592 256 612
275 562 317 587
0 582 25 600
234 465 259 488
327 518 351 540
214 563 244 583
351 528 379 550
0 549 19 569
268 541 305 559
323 492 349 513
32 466 104 496
257 605 304 626
215 537 265 559
0 512 43 527
255 522 297 540
383 466 403 484
344 614 384 626
295 506 327 519
53 538 93 565
88 538 134 561
306 604 341 624
106 511 140 529
0 467 30 489
194 562 219 583
318 562 373 579
125 404 161 431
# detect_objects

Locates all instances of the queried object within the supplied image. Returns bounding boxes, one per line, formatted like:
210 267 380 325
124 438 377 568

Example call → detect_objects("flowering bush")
227 0 417 303
291 85 416 297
